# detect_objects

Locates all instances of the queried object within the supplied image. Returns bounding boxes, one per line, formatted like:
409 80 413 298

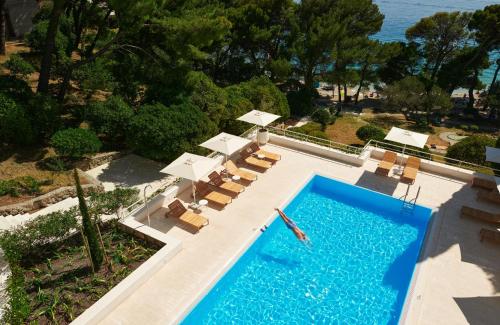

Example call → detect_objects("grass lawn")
20 224 159 324
324 115 367 146
323 112 496 150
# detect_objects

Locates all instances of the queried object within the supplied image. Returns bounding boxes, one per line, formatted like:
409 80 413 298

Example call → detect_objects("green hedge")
356 124 386 143
446 135 495 165
50 128 102 159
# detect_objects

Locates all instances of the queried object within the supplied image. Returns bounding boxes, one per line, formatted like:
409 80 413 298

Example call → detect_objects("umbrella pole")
225 154 228 178
192 180 197 204
399 144 407 172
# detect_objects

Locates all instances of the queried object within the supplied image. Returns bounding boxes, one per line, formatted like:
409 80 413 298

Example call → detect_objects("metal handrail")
364 139 500 175
265 125 363 155
409 186 421 205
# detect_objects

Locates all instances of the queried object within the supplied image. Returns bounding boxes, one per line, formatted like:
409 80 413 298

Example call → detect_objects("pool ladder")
399 184 421 215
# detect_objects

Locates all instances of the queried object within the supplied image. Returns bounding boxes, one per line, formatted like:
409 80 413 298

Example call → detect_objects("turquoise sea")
373 0 500 84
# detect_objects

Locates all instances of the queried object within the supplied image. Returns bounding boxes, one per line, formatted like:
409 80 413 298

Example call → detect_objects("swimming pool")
183 175 433 324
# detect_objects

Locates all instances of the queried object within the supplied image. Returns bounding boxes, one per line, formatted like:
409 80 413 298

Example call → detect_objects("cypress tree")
74 169 103 271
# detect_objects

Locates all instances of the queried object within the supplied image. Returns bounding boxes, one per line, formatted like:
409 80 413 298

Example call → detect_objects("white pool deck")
99 144 500 325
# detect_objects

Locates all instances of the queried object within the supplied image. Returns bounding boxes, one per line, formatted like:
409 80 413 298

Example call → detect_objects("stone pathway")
439 131 468 145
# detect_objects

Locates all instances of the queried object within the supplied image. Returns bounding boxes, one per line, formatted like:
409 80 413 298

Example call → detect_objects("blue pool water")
183 175 433 324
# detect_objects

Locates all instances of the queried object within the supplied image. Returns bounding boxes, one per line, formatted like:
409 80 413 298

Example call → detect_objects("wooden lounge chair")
401 156 421 184
240 149 272 171
224 160 257 182
479 228 500 244
477 189 500 205
248 143 281 162
208 171 245 195
166 199 209 232
461 206 500 225
375 151 397 176
195 181 232 207
472 177 496 191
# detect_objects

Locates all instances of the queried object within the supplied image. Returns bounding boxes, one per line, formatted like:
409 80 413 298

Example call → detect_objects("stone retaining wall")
0 170 103 216
74 151 127 171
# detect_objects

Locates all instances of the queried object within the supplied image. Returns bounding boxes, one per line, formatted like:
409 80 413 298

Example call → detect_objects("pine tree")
74 169 103 271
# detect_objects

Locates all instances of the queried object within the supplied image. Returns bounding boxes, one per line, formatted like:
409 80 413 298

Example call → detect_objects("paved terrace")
99 144 500 325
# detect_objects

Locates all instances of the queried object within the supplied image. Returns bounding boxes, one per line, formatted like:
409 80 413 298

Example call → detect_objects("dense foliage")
0 209 79 264
446 136 496 165
0 0 497 159
127 102 218 161
50 128 102 159
86 96 134 142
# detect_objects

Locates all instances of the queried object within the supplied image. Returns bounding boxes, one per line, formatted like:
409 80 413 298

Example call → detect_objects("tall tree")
293 0 343 90
0 0 5 55
74 169 103 271
406 11 471 90
57 0 159 101
226 0 296 82
37 0 66 93
465 5 500 72
378 41 420 85
353 40 400 104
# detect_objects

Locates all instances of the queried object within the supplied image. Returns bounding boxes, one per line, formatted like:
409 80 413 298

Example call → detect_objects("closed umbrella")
160 153 220 204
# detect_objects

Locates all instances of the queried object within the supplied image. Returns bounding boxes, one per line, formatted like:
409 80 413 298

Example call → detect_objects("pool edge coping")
171 172 316 324
174 171 436 324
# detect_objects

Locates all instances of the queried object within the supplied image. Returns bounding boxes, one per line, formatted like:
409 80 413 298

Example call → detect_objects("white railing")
364 139 500 175
248 123 498 176
264 125 364 155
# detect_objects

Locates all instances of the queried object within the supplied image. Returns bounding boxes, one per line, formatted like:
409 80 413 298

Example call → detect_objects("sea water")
373 0 500 84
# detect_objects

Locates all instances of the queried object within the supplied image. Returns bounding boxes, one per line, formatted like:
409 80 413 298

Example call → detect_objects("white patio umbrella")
237 110 281 128
160 153 220 204
384 127 429 168
485 146 500 192
199 132 251 173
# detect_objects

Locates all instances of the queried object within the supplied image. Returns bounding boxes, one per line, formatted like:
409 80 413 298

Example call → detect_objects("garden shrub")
0 180 20 197
39 156 68 171
446 135 495 165
50 128 102 159
0 93 34 146
0 177 49 197
127 101 218 161
288 122 328 139
311 109 333 128
86 96 134 141
26 94 62 140
0 209 79 264
469 125 479 132
356 124 386 143
3 54 35 80
89 187 140 218
3 265 30 324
